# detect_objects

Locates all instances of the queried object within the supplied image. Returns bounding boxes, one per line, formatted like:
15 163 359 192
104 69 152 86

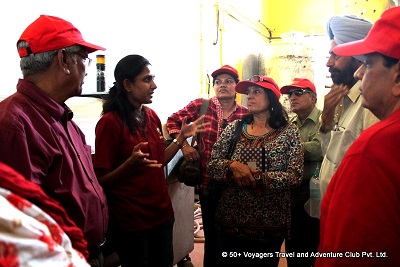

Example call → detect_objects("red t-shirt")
316 109 400 267
94 108 173 232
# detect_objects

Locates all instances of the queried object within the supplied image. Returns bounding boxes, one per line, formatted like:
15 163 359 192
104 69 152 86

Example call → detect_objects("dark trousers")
109 218 174 267
199 189 220 267
285 181 320 267
218 233 284 267
88 252 104 267
88 238 106 267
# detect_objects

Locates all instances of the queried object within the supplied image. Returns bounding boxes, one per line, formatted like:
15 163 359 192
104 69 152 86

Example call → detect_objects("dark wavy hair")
242 89 288 129
102 54 151 133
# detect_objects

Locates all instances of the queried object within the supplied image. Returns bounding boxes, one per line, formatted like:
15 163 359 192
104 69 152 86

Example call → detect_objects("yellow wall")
261 0 335 37
200 0 397 101
260 0 396 38
338 0 396 21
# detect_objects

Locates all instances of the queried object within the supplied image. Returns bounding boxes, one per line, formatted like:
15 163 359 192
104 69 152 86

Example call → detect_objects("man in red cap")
316 6 400 267
280 78 322 267
167 65 248 266
0 15 108 267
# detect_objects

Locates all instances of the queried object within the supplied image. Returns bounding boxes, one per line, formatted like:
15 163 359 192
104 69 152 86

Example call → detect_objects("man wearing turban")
318 16 379 201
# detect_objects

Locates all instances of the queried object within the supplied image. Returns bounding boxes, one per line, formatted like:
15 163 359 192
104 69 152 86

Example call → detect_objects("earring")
271 107 274 112
65 69 70 75
127 89 132 93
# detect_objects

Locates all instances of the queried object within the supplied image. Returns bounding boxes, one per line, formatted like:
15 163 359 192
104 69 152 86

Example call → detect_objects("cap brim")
81 41 106 53
235 81 256 94
211 69 238 79
333 39 375 58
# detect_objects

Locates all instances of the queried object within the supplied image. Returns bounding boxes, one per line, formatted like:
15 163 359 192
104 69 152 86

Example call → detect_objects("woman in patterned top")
208 75 303 267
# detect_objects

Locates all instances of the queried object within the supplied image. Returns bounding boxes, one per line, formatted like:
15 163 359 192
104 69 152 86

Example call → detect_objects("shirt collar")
292 106 321 125
211 96 239 111
347 80 362 103
17 79 73 121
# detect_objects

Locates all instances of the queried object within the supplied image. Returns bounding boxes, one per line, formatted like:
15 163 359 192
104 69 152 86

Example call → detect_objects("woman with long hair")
94 54 206 267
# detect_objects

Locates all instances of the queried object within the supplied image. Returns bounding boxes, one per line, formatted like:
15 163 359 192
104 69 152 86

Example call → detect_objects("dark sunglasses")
252 75 267 82
288 89 312 97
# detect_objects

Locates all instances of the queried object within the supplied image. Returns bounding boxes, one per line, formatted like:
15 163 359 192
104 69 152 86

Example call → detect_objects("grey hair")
18 41 81 77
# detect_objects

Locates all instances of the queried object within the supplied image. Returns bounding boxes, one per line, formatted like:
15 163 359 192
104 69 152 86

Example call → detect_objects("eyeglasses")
66 50 92 68
333 123 346 132
75 52 92 68
251 75 267 82
288 89 312 97
214 78 235 86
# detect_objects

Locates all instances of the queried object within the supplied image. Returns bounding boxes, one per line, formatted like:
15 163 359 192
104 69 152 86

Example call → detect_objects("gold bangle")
172 138 182 148
181 144 190 149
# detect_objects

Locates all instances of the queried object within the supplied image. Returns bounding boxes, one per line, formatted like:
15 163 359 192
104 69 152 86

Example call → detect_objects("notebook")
240 147 266 172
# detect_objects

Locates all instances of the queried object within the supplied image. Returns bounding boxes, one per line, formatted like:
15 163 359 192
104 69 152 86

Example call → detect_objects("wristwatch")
172 138 182 148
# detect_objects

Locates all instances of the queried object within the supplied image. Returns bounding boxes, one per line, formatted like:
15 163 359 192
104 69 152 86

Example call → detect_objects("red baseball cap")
280 78 316 94
236 75 281 99
333 7 400 60
211 65 239 79
17 15 105 58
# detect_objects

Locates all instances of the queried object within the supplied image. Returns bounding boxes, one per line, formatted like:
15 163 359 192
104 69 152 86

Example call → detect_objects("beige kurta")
319 81 379 197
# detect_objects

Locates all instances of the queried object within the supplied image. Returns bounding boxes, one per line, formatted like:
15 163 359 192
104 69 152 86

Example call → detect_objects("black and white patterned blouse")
207 120 303 238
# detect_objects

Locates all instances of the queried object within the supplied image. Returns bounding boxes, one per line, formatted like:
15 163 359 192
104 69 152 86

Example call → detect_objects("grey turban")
327 15 372 62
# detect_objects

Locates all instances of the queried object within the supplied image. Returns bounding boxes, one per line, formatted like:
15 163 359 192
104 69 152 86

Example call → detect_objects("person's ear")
123 79 132 93
58 50 70 75
311 92 317 103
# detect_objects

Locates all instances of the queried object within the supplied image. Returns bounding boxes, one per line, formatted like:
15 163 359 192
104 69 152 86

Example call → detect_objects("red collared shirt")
166 97 249 189
0 79 108 250
94 108 174 231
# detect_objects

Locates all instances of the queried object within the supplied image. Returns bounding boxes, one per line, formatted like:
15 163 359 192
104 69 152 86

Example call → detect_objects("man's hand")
321 84 349 133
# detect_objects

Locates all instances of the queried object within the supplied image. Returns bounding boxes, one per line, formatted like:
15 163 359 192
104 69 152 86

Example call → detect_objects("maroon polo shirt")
94 108 174 232
0 79 108 250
